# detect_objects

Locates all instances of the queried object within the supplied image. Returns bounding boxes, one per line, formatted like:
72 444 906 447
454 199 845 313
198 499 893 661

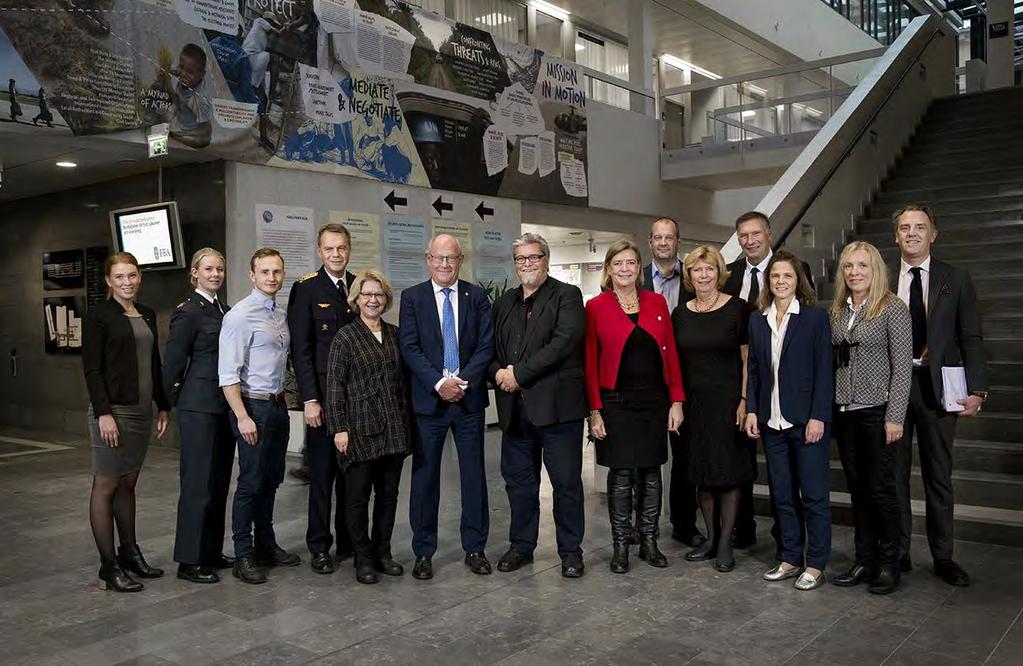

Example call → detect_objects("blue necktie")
442 288 459 374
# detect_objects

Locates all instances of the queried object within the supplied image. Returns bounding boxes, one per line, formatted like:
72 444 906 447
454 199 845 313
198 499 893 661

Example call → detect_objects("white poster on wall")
255 204 316 303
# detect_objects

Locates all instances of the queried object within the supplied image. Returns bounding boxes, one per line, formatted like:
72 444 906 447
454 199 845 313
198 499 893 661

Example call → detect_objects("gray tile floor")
0 425 1020 665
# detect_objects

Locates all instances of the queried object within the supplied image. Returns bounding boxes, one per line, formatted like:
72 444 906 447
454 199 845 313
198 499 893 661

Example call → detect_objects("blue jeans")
762 424 832 570
230 397 290 558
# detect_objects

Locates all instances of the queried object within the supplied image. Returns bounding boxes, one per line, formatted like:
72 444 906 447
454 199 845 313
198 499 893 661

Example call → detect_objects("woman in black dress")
673 245 754 572
82 252 171 592
585 239 685 573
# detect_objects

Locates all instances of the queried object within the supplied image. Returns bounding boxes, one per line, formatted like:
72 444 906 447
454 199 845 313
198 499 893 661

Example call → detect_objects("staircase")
757 87 1023 547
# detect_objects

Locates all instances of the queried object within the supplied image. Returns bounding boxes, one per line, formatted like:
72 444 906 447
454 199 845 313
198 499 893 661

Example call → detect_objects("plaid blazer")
830 296 913 424
324 318 411 468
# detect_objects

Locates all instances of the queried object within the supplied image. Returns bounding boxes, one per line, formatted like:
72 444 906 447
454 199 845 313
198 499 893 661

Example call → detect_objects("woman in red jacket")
586 239 685 573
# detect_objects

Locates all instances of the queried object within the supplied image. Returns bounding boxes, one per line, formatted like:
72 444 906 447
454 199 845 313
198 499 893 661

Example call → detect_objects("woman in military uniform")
163 248 235 584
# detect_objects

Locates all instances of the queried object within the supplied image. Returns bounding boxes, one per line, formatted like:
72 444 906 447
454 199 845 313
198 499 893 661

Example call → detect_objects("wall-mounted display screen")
109 202 185 271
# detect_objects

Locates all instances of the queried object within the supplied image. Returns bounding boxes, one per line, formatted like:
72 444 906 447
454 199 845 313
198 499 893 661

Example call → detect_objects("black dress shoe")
868 566 901 595
833 563 871 587
561 553 584 578
672 530 707 548
355 560 379 584
207 554 234 569
177 564 219 584
900 553 913 572
464 551 492 575
233 555 267 584
685 540 715 562
99 559 143 592
310 552 337 575
638 537 668 568
374 557 404 576
934 559 970 587
411 556 433 580
732 532 757 549
117 544 164 579
609 543 629 574
497 548 534 573
256 545 301 568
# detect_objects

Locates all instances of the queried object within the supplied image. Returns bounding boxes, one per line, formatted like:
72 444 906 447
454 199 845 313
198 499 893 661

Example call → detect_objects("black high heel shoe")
99 559 143 592
118 544 164 579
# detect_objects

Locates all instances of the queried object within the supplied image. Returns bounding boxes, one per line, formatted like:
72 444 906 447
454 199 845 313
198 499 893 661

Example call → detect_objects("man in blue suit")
399 233 495 580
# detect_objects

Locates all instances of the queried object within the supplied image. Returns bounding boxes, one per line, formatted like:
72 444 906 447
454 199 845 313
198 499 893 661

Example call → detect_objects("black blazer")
82 298 170 417
747 303 833 427
723 255 814 301
162 292 229 414
889 257 988 402
287 266 356 403
488 276 587 430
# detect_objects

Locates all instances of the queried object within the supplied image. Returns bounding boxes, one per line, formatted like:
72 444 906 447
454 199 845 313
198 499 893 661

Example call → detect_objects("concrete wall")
0 162 225 437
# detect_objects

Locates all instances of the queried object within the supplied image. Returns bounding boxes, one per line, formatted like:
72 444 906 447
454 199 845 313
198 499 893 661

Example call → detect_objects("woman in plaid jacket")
325 269 411 585
829 241 913 595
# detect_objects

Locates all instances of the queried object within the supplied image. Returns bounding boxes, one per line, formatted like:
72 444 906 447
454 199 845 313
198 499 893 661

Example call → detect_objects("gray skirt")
88 404 153 477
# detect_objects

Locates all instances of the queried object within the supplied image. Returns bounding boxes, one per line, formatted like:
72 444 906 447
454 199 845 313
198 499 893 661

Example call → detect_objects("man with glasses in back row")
489 233 588 578
399 234 495 580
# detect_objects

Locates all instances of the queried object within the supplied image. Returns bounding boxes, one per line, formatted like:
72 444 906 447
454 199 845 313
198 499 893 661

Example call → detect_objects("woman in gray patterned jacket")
829 241 913 595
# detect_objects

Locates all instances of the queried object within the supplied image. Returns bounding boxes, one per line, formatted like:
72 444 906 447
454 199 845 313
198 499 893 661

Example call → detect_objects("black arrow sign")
432 196 453 216
475 201 494 220
384 190 407 211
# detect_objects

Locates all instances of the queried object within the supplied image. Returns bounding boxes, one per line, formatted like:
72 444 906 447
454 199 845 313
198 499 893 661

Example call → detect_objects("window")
575 31 629 109
454 0 528 44
535 10 563 56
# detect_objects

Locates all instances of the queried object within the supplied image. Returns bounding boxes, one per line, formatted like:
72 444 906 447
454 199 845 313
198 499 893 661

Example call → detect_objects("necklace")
613 290 638 310
694 292 721 313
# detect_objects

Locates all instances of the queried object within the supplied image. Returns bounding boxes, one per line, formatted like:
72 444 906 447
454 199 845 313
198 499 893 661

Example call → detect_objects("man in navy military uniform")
288 223 357 574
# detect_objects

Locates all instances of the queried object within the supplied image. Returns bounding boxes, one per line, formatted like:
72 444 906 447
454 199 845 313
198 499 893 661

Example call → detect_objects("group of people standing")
81 203 986 597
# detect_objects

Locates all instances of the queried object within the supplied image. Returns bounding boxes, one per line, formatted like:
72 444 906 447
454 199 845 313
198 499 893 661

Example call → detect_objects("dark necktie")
213 296 223 314
909 266 927 358
338 278 348 298
747 267 760 305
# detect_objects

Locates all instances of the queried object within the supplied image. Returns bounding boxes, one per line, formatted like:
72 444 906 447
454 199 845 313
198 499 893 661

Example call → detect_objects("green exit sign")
148 136 168 158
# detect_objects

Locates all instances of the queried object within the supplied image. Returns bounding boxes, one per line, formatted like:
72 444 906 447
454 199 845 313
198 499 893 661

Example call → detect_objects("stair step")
984 338 1023 362
871 194 1023 218
956 411 1023 442
754 456 1023 510
987 317 1023 338
857 214 1023 235
986 361 1023 386
856 221 1023 247
953 439 1023 475
875 183 1023 207
899 148 1023 172
877 240 1023 264
752 485 1023 547
907 135 1023 158
914 120 1023 143
925 99 1023 122
883 166 1023 192
984 385 1023 413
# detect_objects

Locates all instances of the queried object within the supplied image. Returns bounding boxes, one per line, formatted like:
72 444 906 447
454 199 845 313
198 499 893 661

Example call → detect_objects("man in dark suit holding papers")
890 204 988 587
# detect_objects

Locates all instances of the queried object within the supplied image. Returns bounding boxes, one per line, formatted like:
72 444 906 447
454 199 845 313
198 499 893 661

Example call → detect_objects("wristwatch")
969 391 988 401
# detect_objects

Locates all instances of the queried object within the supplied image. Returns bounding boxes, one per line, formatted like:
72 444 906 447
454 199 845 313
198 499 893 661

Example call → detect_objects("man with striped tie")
399 234 495 580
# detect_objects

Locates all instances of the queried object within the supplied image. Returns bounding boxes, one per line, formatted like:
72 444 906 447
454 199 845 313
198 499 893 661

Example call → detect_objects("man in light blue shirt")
219 248 294 584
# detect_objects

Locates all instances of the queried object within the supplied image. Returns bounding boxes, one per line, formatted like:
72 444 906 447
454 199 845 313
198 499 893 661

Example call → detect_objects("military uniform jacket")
162 292 230 414
287 266 356 403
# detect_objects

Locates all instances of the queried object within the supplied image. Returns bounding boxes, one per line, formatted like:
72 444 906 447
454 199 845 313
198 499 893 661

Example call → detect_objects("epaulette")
298 271 318 282
176 301 187 309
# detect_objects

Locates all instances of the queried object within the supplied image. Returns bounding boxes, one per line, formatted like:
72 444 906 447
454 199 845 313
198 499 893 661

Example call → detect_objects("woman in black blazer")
743 250 833 591
82 252 171 592
325 269 411 585
163 248 234 585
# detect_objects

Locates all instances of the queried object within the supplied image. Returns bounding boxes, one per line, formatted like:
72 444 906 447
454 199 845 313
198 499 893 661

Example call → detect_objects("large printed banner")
0 0 588 205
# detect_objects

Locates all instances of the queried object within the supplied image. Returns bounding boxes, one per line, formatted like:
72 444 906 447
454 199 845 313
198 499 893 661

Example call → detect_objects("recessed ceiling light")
56 161 77 168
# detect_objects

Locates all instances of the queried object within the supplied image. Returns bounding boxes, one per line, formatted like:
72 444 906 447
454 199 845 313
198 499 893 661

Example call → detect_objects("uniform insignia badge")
318 303 331 308
322 324 329 331
299 271 318 282
176 301 186 308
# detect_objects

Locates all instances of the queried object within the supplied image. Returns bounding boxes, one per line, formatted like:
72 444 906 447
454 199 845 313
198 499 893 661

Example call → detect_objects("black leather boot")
610 543 630 574
608 469 633 573
639 536 668 568
99 558 143 592
118 544 164 579
636 468 667 567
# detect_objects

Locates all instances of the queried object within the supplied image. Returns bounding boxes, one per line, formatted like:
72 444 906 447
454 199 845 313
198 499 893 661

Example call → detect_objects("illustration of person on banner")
147 43 213 149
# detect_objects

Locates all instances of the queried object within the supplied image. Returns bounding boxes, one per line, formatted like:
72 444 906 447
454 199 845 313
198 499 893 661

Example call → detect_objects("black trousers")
305 423 351 555
501 398 584 557
896 368 958 561
668 430 699 536
344 454 404 562
173 410 234 565
835 405 900 569
230 398 289 558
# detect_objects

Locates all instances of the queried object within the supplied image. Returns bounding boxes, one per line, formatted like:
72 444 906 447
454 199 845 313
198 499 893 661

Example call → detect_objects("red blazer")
584 290 685 409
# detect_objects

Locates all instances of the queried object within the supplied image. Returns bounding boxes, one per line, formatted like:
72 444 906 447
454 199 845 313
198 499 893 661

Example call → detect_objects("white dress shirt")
897 256 930 365
765 297 799 431
740 250 772 303
432 280 461 392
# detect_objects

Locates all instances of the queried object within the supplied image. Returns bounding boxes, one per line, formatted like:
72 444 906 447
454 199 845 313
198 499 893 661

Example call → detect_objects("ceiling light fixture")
56 161 78 168
660 54 722 81
479 12 513 26
531 1 569 21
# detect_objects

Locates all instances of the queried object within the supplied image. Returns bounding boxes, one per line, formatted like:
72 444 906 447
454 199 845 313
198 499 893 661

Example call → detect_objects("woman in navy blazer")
744 250 833 591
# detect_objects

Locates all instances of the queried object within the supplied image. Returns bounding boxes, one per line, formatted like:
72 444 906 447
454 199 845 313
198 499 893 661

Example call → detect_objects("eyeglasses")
427 254 461 265
359 292 386 300
513 254 546 265
610 259 639 269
